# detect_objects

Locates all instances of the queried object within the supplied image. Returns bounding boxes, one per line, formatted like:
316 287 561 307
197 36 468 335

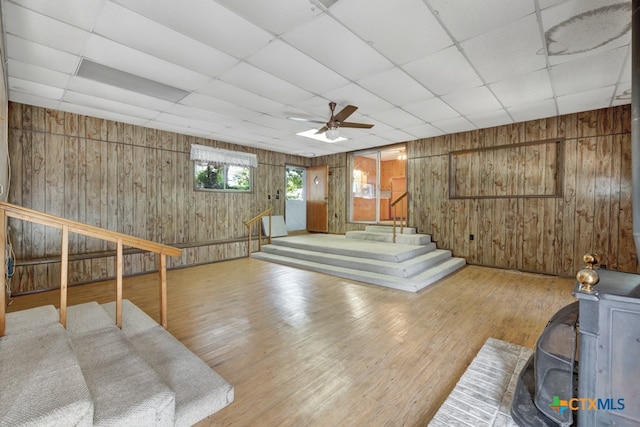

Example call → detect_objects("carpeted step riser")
261 244 450 278
253 252 465 293
270 238 430 262
345 231 431 245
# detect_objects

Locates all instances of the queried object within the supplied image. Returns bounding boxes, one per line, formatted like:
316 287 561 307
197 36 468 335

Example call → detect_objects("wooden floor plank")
7 258 576 426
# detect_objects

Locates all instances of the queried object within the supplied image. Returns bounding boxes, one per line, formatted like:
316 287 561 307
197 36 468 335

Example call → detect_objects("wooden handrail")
0 202 182 336
243 208 273 257
391 191 408 243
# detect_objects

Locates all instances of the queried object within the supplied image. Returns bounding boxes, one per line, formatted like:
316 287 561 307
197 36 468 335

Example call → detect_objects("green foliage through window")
286 167 304 200
195 162 251 192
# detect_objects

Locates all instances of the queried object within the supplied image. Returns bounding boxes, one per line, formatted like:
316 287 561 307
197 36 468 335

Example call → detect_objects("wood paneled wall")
7 103 309 294
7 102 636 291
316 106 636 278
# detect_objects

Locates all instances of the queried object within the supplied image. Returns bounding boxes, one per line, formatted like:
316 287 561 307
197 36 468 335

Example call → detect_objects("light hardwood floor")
7 259 576 426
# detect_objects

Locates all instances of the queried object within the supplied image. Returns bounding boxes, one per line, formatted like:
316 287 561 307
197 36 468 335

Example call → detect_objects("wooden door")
306 165 328 232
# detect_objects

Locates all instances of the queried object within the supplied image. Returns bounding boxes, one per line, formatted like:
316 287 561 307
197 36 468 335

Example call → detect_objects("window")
194 161 252 192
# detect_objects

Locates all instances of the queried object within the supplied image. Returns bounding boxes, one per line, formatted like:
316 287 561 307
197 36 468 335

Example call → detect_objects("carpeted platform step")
101 300 235 427
270 234 430 262
363 225 417 234
252 251 466 292
261 243 452 278
345 230 431 245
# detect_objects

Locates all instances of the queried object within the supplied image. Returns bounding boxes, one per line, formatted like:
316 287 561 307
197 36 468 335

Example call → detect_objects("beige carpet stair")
0 302 234 426
252 226 465 292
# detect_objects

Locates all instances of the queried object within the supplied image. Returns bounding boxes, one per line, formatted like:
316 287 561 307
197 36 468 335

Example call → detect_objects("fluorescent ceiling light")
297 128 347 143
76 59 190 102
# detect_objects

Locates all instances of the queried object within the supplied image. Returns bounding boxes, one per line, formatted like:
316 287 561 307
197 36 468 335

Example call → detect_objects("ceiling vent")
76 59 189 102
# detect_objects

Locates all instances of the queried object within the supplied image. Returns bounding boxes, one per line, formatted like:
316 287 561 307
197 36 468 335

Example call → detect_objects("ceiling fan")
288 102 374 140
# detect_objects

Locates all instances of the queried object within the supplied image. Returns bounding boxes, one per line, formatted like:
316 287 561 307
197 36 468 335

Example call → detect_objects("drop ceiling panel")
551 46 627 96
441 86 502 116
466 108 513 129
180 93 263 121
507 99 558 123
111 0 273 59
432 116 476 134
556 86 616 115
10 92 60 110
6 34 79 74
94 2 239 78
403 97 460 122
12 0 106 30
332 0 452 65
83 35 212 91
283 14 394 81
461 13 547 83
247 39 349 94
403 123 444 139
357 67 434 105
62 90 160 120
4 2 89 55
489 69 554 107
196 80 286 115
369 107 424 129
320 83 393 115
9 77 64 99
215 0 322 36
540 0 631 65
218 61 313 106
8 59 70 89
402 45 483 96
66 76 175 111
426 0 534 41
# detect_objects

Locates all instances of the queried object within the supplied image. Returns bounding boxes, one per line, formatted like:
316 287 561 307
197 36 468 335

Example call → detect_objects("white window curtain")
190 144 258 168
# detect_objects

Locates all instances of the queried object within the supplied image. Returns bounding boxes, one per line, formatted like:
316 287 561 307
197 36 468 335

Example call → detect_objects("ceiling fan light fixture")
326 127 340 140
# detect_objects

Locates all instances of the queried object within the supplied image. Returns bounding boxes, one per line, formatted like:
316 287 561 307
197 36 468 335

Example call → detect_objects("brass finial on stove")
576 253 600 294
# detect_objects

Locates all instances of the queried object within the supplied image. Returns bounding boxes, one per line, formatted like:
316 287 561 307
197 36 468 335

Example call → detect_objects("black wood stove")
511 254 640 426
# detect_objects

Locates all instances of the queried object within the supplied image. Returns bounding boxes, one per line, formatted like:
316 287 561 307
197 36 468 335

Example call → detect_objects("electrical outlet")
469 234 474 241
267 194 271 200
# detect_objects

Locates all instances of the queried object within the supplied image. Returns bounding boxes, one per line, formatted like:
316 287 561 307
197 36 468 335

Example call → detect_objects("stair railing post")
158 253 168 329
0 209 6 337
60 225 69 328
116 239 123 329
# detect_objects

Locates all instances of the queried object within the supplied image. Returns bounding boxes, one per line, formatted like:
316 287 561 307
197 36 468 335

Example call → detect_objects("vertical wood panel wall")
7 103 308 294
316 106 636 278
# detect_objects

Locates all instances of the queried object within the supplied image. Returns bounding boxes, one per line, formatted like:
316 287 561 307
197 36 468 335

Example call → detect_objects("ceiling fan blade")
315 126 329 134
340 121 374 129
333 105 358 123
287 116 326 124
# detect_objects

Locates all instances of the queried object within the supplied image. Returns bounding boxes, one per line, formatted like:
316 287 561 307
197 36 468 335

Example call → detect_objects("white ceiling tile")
4 2 90 55
197 80 285 115
403 45 483 96
62 91 160 120
461 13 547 83
332 0 452 65
8 59 71 89
403 123 445 139
147 120 212 138
551 46 627 96
556 86 616 115
426 0 534 41
60 102 149 126
403 97 460 122
489 69 553 107
358 67 433 105
376 129 416 143
215 0 323 35
8 77 65 99
507 99 558 123
67 76 175 111
12 0 107 30
541 0 631 65
613 83 631 105
466 109 513 129
283 14 394 80
180 93 262 121
155 111 229 134
369 107 424 129
441 86 502 116
248 40 349 94
9 92 61 110
164 104 243 128
6 35 79 74
432 116 476 134
83 35 212 91
111 0 273 59
94 2 239 78
320 83 394 115
218 61 314 106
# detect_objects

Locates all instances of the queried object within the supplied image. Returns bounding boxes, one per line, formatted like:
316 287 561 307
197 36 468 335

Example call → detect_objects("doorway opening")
350 146 407 224
285 165 306 231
